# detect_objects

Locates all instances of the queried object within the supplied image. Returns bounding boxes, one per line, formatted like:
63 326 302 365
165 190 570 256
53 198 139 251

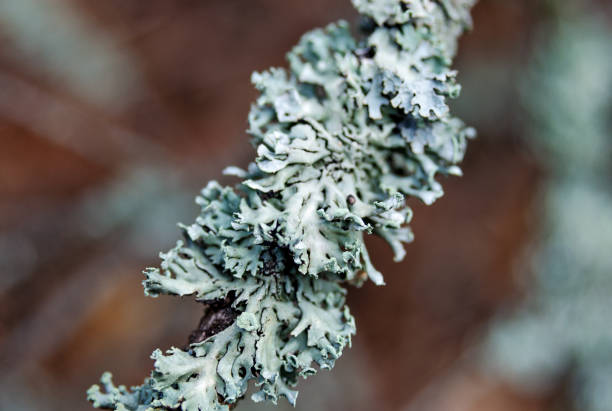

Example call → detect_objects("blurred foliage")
484 4 612 411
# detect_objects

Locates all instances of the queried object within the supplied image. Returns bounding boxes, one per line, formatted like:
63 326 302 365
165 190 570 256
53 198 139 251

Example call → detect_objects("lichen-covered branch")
88 0 476 409
484 10 612 411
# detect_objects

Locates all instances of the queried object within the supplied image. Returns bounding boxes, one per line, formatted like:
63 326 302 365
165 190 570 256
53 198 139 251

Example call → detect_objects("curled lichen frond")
89 0 475 409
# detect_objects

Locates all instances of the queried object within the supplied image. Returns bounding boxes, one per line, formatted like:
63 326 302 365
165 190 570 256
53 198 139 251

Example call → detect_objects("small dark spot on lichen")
188 294 238 345
354 46 376 59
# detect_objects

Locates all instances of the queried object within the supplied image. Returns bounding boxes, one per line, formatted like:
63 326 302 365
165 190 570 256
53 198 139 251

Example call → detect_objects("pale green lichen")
89 1 476 409
484 11 612 411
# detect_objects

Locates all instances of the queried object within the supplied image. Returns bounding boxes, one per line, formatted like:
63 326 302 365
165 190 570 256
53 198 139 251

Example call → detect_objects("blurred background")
0 0 611 410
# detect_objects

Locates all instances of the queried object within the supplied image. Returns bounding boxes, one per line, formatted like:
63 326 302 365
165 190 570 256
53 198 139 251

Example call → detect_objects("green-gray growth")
484 10 612 411
88 0 475 409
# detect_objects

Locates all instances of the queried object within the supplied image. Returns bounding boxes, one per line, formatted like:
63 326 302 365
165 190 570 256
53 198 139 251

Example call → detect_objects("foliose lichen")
88 0 476 409
484 12 612 411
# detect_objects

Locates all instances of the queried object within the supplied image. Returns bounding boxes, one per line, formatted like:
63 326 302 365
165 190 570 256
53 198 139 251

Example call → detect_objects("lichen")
483 12 612 411
88 1 476 409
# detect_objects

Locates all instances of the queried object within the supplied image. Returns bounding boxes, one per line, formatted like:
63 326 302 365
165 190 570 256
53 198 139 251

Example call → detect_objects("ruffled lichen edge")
88 0 476 409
